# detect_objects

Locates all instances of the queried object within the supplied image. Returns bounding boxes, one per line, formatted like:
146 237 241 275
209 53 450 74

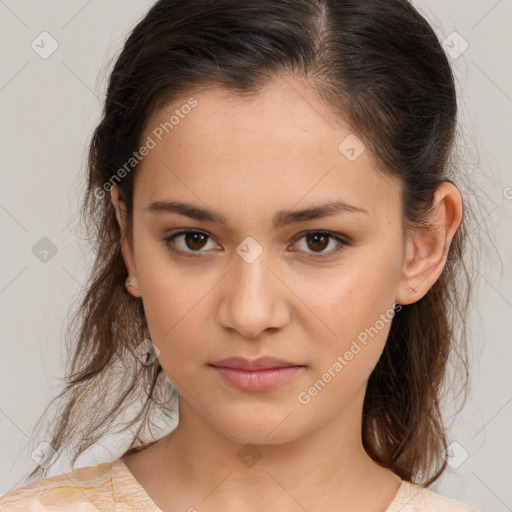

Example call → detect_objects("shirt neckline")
112 457 412 512
112 458 164 511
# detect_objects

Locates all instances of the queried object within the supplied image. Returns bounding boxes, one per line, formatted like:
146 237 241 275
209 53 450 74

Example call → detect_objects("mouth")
209 356 306 392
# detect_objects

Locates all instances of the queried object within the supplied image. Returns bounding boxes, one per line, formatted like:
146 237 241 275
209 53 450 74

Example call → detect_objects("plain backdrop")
1 1 511 511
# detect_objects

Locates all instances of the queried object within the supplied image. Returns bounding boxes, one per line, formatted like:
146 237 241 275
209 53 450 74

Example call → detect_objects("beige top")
0 458 478 511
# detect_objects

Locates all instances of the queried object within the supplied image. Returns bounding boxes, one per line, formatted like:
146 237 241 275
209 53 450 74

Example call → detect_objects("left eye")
292 231 348 257
163 230 348 257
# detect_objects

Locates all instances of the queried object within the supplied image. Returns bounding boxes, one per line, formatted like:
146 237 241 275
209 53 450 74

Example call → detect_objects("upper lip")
210 356 304 371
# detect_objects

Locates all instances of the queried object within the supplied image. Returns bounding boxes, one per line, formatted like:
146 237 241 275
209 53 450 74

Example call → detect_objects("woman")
1 0 478 510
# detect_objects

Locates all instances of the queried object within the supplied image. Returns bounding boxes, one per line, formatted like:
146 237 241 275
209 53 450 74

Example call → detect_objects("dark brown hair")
26 0 473 485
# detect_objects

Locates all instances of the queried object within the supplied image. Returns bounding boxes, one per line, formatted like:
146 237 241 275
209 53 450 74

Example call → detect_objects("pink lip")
211 356 301 371
209 357 305 391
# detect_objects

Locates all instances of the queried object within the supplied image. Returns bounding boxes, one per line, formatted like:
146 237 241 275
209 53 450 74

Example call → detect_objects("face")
114 78 408 445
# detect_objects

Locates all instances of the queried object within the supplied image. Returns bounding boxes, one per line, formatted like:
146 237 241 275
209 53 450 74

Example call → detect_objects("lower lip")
211 366 304 391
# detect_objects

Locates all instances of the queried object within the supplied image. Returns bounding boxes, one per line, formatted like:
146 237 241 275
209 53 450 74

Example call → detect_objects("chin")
211 409 304 446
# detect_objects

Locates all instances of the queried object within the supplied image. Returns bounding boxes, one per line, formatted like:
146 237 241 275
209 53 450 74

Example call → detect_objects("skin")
110 77 463 512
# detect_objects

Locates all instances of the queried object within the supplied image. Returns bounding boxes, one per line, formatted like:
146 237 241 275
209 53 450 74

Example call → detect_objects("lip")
210 356 302 371
209 357 306 392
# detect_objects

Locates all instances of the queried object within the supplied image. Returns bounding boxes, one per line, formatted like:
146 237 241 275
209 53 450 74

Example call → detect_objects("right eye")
163 229 221 256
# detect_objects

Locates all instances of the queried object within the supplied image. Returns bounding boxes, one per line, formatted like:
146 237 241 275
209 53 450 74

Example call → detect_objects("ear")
396 181 463 305
110 185 142 298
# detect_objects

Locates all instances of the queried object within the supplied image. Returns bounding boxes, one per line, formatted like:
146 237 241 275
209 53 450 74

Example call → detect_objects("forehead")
133 79 401 220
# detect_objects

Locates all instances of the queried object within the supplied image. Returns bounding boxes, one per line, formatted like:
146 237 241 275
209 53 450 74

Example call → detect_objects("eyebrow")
145 199 368 228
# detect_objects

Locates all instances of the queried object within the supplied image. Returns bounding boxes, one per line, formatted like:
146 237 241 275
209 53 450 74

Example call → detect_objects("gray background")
1 1 510 511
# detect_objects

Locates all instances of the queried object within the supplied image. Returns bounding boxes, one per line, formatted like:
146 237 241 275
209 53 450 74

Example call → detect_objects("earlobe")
125 272 142 297
395 230 440 305
395 182 463 305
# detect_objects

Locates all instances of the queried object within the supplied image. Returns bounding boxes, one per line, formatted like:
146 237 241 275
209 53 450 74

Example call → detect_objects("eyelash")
162 229 350 259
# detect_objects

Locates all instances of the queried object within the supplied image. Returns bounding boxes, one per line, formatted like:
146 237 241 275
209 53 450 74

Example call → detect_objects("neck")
139 385 401 512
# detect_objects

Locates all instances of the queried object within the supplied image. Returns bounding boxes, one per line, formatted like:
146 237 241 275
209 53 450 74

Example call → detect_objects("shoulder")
388 480 481 512
0 461 115 511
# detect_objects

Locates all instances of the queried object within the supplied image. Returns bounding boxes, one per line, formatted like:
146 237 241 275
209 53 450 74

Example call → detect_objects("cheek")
133 224 208 333
290 245 401 387
294 253 400 347
293 279 397 416
135 255 217 380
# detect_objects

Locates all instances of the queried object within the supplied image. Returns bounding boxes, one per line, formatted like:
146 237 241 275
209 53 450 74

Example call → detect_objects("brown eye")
183 232 208 250
293 230 348 257
164 230 219 256
164 229 348 259
305 232 330 252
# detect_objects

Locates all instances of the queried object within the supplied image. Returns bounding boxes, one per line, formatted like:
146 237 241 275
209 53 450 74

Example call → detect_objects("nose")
217 247 290 340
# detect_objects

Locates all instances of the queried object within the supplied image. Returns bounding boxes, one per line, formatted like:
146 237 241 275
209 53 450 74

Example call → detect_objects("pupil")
307 233 328 252
186 233 207 250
